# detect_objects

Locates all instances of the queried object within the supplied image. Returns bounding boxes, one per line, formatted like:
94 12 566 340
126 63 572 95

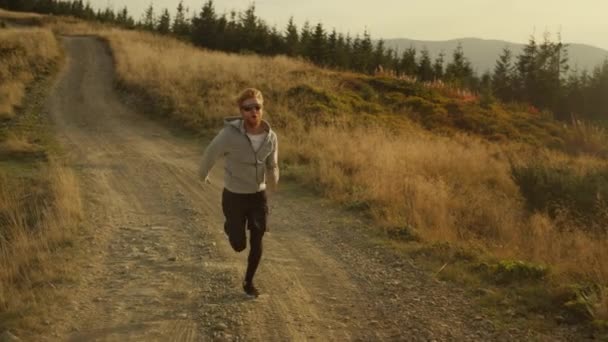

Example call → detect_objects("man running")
199 88 279 297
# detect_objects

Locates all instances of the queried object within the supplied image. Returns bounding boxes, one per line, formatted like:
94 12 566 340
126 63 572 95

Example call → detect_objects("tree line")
492 36 608 122
2 0 607 124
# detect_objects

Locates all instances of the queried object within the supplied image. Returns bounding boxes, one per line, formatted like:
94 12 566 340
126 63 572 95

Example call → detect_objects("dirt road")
40 36 580 341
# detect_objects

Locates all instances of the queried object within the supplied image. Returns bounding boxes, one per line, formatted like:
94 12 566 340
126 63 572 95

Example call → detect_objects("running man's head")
237 88 264 131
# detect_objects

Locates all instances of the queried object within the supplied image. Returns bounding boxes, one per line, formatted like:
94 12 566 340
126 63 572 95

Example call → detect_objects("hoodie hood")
224 116 272 134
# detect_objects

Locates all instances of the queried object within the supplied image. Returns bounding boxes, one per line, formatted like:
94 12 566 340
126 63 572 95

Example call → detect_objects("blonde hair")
236 88 264 106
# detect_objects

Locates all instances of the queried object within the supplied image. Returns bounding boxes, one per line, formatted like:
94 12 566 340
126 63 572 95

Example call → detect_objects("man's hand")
266 182 277 196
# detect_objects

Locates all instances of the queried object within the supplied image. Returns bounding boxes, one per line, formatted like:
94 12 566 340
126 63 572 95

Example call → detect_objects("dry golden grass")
288 126 608 281
42 19 338 129
598 288 608 321
0 133 42 158
0 163 82 313
0 17 81 329
92 28 336 129
0 8 44 21
0 8 42 20
566 119 608 157
0 27 60 120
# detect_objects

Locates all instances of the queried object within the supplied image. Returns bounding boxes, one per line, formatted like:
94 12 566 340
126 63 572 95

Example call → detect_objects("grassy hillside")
0 24 82 331
11 12 607 332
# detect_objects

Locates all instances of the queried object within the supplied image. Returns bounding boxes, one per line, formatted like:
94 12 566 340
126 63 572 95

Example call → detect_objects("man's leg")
221 189 247 252
245 227 264 284
243 191 267 293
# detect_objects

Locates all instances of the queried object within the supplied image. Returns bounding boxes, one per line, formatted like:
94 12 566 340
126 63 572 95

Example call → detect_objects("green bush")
341 78 377 101
510 161 608 229
285 85 341 124
366 76 430 99
403 96 435 115
554 284 603 323
476 260 548 284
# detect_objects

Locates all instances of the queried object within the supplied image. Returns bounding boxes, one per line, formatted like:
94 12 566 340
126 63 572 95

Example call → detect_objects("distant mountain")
384 37 608 74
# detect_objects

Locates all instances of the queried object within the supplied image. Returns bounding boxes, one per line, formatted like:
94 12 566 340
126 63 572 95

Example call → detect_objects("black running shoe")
242 281 260 298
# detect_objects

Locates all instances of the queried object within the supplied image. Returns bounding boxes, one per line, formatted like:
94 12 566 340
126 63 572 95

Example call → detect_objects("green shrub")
554 284 602 323
510 161 608 229
285 85 341 124
385 225 420 242
366 76 429 98
341 78 377 101
403 96 445 115
475 260 548 284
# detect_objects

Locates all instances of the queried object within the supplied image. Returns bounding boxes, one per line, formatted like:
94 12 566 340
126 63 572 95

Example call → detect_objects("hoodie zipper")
232 119 270 189
245 131 271 186
244 134 260 185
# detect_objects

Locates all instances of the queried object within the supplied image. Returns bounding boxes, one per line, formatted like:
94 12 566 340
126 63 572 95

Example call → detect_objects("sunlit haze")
89 0 608 49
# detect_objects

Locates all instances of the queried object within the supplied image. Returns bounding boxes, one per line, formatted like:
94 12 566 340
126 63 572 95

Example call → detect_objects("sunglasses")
241 104 262 112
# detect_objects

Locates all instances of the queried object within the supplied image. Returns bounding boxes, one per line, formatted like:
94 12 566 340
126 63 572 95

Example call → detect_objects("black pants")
221 188 267 283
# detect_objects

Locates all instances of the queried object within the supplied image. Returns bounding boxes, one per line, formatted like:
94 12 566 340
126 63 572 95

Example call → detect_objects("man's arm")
199 129 228 181
265 135 279 191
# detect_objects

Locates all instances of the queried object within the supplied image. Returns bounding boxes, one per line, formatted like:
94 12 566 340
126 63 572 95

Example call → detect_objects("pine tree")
398 47 417 77
432 51 444 80
587 59 608 122
515 36 537 102
358 31 373 73
268 26 285 55
141 3 156 31
373 39 387 73
284 17 299 56
82 2 95 20
308 23 327 64
479 71 494 108
492 47 515 102
335 33 351 70
326 29 338 67
172 1 190 36
215 14 228 50
191 0 217 49
98 7 116 23
417 47 433 81
299 21 312 56
221 10 239 52
116 7 134 28
157 8 171 34
445 43 474 88
238 4 260 52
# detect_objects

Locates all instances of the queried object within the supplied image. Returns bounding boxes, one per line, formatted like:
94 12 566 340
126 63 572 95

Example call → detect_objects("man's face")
240 97 263 128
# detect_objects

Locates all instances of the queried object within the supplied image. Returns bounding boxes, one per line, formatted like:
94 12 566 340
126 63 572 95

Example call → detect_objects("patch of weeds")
592 319 608 338
340 77 378 101
553 283 603 324
384 224 420 242
345 198 371 212
404 96 445 116
366 76 428 98
475 260 548 285
285 84 345 124
436 262 482 287
510 160 608 230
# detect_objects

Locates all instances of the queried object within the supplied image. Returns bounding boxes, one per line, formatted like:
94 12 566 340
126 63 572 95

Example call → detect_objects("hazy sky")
90 0 608 50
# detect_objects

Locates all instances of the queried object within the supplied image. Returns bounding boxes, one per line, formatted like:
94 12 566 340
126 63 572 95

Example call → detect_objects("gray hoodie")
199 116 279 194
